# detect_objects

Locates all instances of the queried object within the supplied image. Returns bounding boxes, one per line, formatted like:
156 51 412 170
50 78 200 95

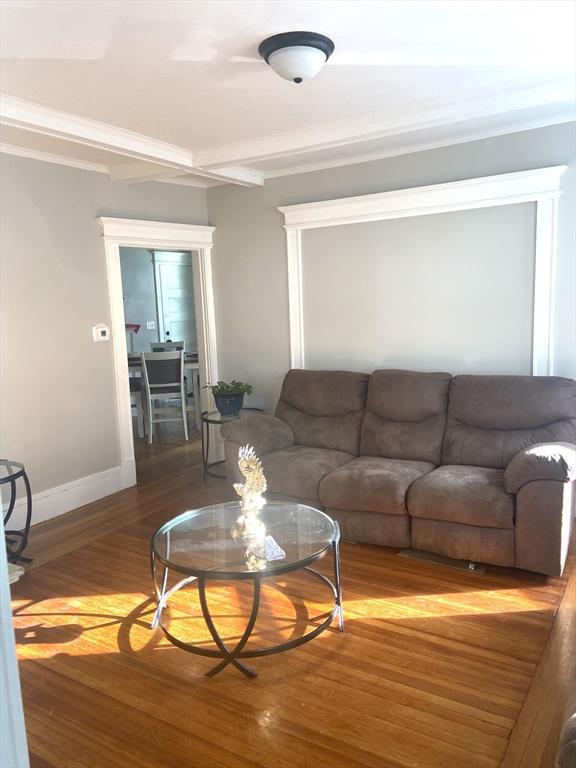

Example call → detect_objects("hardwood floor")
11 432 574 768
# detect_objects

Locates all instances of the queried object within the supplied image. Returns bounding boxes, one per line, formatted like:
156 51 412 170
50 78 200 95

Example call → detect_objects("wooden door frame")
98 217 218 487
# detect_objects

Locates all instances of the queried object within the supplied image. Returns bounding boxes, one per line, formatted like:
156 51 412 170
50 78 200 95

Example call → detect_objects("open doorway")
122 249 199 355
99 217 219 490
119 247 202 471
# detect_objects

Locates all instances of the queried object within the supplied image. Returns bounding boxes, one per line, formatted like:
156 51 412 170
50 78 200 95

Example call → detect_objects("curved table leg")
198 575 261 678
2 477 17 526
150 562 170 629
333 530 344 632
5 472 33 564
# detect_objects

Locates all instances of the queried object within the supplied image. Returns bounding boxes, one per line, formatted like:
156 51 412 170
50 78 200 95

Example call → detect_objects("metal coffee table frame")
150 519 343 678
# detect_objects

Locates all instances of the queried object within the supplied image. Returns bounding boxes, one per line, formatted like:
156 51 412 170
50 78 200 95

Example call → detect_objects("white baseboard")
4 463 134 531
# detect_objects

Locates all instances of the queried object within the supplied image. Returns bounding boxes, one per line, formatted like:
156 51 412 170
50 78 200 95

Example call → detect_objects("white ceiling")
1 0 574 187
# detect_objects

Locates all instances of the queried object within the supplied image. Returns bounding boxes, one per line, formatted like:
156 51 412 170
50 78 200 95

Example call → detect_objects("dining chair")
129 378 145 439
150 342 193 402
141 351 189 443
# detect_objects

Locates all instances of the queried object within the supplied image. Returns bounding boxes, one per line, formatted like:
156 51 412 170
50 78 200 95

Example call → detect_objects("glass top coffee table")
150 500 343 677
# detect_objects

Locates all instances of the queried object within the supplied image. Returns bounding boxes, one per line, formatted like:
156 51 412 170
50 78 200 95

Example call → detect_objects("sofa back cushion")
360 370 452 464
275 369 369 455
442 375 576 469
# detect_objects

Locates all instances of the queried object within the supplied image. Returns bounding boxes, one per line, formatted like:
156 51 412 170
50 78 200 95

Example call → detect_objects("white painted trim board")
278 166 566 376
98 217 221 474
3 465 126 531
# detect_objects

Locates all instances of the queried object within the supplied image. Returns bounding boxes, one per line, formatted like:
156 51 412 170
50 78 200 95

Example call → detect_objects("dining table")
127 353 202 431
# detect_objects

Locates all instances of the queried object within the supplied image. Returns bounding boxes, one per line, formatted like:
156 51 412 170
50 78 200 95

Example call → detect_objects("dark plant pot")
213 392 244 417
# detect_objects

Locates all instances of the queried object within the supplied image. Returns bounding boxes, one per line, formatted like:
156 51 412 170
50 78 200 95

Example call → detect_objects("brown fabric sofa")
222 369 576 576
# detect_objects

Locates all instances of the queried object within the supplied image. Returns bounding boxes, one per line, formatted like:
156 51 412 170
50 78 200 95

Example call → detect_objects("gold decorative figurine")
231 445 267 559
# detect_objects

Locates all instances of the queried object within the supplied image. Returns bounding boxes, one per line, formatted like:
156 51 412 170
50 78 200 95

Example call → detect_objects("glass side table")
1 459 33 564
150 500 343 678
201 408 263 480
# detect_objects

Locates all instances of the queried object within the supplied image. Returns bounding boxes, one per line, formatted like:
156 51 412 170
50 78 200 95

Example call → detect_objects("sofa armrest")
504 442 576 494
220 412 294 456
514 479 574 576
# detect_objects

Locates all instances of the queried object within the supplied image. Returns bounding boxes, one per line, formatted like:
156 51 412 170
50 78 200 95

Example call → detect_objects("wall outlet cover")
93 324 110 342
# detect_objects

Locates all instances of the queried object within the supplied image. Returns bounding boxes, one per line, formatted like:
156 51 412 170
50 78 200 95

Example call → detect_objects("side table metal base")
2 462 33 565
203 460 227 480
200 408 264 482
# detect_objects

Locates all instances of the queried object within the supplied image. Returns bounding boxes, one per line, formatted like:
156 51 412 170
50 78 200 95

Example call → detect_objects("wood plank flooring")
10 430 574 768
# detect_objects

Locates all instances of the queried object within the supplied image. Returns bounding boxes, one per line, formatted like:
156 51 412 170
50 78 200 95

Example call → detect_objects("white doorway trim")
98 217 218 488
278 165 566 376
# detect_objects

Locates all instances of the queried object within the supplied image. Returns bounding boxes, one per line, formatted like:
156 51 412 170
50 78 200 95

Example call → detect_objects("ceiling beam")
191 165 264 187
0 94 195 168
1 76 572 189
0 142 109 174
108 160 191 184
0 94 263 187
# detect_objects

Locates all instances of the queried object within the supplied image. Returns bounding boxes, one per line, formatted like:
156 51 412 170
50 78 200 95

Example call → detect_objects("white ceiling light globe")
267 46 328 83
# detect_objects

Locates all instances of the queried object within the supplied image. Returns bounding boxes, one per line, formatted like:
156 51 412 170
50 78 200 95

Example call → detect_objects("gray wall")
302 203 536 375
208 123 576 410
120 247 159 353
0 154 208 494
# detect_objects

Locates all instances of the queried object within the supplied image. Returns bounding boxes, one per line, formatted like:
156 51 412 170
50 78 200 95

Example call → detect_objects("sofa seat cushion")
261 446 354 502
319 457 435 516
408 465 515 529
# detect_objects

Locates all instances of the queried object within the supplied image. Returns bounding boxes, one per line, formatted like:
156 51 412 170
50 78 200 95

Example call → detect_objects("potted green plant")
206 380 253 417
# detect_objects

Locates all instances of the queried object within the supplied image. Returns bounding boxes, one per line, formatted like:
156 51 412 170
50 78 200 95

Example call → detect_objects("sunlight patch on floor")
12 581 553 662
344 588 553 620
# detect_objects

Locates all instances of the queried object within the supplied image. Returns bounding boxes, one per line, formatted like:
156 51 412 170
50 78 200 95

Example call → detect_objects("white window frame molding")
278 166 566 375
98 217 218 487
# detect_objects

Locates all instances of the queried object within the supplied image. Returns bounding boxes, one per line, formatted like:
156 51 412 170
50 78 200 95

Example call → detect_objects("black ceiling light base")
258 31 335 63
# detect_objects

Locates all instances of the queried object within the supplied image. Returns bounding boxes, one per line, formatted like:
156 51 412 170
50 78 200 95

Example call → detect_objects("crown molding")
0 141 109 174
195 77 575 168
262 110 576 181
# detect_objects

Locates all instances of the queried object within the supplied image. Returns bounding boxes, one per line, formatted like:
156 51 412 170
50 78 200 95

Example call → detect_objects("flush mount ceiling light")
258 31 335 84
